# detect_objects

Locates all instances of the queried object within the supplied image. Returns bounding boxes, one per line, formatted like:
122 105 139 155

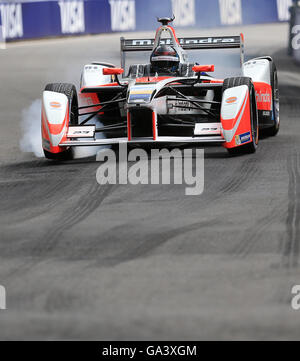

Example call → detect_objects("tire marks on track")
33 182 116 256
2 181 115 285
0 161 75 217
219 157 259 194
1 160 115 283
92 218 220 267
0 160 104 224
281 151 300 268
234 206 286 257
232 153 286 258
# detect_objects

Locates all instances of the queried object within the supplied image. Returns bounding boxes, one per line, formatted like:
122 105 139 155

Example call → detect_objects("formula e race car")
41 16 279 159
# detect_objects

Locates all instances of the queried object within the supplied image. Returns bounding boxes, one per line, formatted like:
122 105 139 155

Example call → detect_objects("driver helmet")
150 45 180 74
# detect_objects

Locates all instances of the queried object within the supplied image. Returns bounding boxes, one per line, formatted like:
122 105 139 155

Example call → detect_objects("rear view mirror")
103 67 124 75
192 65 215 73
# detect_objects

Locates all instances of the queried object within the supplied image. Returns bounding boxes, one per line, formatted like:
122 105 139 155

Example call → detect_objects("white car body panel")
221 85 249 143
60 136 225 147
221 85 248 119
42 91 69 147
80 63 112 87
242 58 271 84
42 91 68 125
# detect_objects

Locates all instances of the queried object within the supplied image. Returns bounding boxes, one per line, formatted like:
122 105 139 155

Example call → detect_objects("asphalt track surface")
1 23 300 340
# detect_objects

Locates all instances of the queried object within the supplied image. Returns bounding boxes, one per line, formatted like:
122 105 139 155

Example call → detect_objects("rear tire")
223 77 258 155
43 83 78 160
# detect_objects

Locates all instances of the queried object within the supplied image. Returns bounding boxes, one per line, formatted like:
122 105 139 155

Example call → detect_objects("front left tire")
223 77 259 155
43 83 78 160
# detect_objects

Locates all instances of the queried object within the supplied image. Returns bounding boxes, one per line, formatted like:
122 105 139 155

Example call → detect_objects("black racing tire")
43 83 78 160
264 62 280 137
223 77 259 155
43 148 72 161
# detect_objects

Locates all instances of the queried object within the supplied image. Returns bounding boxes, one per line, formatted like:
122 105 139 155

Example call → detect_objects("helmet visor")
151 60 179 73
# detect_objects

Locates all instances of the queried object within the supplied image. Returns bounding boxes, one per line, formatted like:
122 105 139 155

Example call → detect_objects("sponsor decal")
168 98 204 114
84 65 101 72
194 123 221 135
131 39 152 46
50 101 62 109
128 37 237 48
256 91 271 104
109 0 136 31
226 96 237 104
172 99 191 111
172 0 196 27
235 134 241 146
128 85 155 103
0 4 23 39
130 90 153 95
219 0 242 25
58 1 85 34
129 93 152 103
184 37 236 44
236 131 251 145
277 0 292 22
67 126 95 138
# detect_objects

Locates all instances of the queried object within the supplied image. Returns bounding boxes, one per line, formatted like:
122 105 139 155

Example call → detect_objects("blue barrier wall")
0 0 293 41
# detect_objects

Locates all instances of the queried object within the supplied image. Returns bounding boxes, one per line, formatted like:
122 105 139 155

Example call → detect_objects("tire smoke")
19 99 109 159
19 99 44 158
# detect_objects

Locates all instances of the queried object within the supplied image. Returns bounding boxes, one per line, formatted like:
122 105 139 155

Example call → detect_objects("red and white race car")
41 16 279 159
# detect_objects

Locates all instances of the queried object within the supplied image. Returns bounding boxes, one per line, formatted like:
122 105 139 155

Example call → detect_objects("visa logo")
58 1 85 34
172 0 196 27
109 0 136 31
219 0 242 25
0 4 23 39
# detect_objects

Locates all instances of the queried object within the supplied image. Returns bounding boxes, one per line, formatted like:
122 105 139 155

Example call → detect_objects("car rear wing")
120 34 245 74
